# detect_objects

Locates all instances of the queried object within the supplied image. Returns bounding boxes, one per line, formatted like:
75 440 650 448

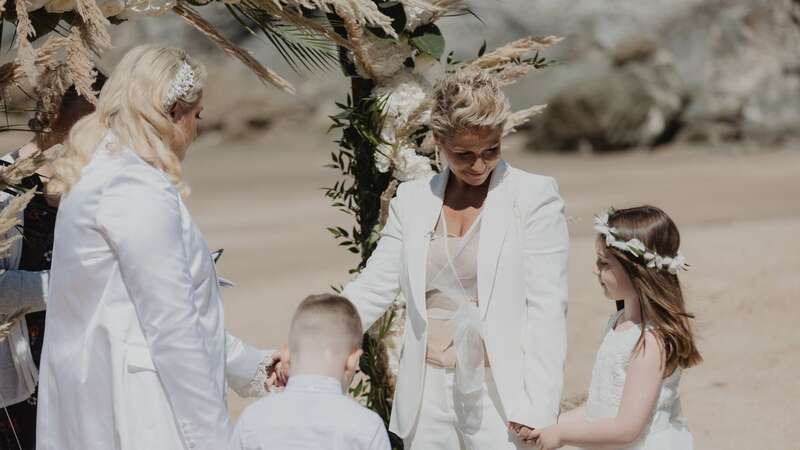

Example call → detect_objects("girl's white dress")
583 310 693 450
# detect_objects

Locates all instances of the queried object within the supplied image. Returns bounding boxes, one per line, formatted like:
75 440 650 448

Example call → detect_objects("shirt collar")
285 375 344 395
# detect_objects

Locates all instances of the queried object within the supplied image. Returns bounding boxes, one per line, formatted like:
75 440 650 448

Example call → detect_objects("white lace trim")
233 356 273 398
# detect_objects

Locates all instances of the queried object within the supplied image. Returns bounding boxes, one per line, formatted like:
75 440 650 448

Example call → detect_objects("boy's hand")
274 344 290 384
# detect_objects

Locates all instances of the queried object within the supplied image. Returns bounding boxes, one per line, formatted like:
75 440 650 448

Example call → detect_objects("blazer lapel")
478 161 513 319
407 169 448 324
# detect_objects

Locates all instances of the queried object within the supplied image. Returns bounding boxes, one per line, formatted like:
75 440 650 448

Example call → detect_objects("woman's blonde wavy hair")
49 45 207 197
430 67 511 140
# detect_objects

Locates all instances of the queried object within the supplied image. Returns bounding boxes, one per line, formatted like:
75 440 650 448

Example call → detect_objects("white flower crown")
163 61 197 111
593 211 689 275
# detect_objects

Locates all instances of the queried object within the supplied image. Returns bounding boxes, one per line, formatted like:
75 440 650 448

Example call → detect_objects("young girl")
517 205 701 449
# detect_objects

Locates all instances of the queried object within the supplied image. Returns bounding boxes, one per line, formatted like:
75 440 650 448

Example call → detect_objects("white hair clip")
163 61 196 111
593 211 689 275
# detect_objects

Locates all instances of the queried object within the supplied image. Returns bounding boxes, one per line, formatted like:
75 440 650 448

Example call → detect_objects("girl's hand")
531 426 563 450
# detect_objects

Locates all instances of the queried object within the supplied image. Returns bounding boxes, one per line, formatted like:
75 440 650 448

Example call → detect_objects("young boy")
229 294 391 450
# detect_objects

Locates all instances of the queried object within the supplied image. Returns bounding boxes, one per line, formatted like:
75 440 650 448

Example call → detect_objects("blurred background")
2 1 799 448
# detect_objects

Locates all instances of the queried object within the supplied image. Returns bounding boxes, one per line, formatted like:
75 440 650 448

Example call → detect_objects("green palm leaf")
224 1 338 75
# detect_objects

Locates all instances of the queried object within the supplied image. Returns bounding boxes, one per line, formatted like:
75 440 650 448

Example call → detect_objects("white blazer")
37 136 270 450
343 161 569 438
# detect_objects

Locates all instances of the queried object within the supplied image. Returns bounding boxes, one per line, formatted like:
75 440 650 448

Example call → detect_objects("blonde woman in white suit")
37 45 280 450
342 69 570 450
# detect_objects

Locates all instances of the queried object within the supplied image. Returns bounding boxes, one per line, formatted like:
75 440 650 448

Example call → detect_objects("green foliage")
409 24 444 59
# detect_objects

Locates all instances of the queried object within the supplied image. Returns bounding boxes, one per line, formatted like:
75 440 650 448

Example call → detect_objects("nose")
472 158 486 172
592 266 599 276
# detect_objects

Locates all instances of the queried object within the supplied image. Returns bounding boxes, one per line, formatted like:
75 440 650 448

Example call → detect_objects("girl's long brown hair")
607 205 702 376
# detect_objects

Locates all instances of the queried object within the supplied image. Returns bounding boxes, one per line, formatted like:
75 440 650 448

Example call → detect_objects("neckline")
611 310 642 335
439 207 483 239
285 374 343 395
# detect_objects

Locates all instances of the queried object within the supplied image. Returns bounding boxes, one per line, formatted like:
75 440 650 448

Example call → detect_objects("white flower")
403 4 436 31
374 142 433 181
393 145 433 181
374 70 431 126
353 33 414 81
625 239 646 256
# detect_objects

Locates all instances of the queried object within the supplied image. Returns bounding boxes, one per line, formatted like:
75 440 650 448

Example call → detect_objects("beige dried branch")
0 189 36 259
469 35 562 71
64 28 100 104
282 0 396 38
173 2 296 94
503 104 547 137
338 8 377 80
429 0 468 21
495 65 535 87
0 151 51 191
14 0 39 84
252 0 353 49
74 0 113 54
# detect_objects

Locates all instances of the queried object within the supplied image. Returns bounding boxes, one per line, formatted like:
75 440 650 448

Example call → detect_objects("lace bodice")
585 311 689 448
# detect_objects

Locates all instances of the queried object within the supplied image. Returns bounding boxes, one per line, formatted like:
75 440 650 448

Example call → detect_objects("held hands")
264 344 290 392
509 422 563 450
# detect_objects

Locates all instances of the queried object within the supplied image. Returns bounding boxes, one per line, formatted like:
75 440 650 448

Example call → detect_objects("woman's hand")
509 421 538 446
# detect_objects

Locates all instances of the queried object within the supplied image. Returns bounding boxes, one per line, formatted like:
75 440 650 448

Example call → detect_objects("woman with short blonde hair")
343 68 569 449
38 45 279 450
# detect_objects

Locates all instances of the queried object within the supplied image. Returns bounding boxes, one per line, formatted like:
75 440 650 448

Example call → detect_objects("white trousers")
405 364 524 450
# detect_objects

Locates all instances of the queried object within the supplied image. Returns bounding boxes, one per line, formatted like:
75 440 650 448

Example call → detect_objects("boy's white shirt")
229 374 391 450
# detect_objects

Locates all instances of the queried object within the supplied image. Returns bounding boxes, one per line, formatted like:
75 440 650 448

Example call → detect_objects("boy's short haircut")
289 294 363 357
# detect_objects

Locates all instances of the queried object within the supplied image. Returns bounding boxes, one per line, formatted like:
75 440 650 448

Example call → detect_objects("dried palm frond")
337 8 377 79
0 189 36 258
64 28 100 103
252 0 352 49
37 63 72 122
173 2 296 94
0 308 32 342
0 151 50 191
428 0 469 21
228 0 342 75
469 35 562 71
0 62 24 93
282 0 396 38
495 65 536 87
503 104 547 137
74 0 112 53
14 0 40 84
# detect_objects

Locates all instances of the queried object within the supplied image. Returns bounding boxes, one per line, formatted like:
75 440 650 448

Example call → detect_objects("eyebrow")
453 143 500 152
